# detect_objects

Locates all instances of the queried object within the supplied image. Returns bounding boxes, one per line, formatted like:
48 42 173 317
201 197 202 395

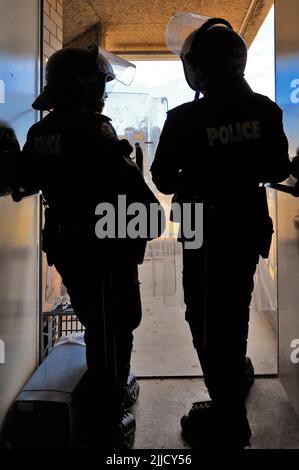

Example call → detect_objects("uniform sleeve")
18 127 39 191
151 111 183 194
20 126 50 193
20 126 63 193
260 104 290 183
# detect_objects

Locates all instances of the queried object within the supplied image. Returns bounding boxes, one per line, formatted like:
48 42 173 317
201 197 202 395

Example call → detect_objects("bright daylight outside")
104 6 278 379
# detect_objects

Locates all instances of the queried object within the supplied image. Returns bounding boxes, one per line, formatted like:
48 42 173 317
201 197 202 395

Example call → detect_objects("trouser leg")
182 247 209 378
182 244 258 410
54 253 141 448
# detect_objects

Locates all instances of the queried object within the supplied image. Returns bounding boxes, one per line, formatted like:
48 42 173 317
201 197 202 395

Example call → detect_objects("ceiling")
63 0 273 56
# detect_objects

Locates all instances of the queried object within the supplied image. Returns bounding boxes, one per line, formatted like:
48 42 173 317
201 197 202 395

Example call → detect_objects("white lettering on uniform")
219 126 229 144
206 120 261 146
252 120 261 138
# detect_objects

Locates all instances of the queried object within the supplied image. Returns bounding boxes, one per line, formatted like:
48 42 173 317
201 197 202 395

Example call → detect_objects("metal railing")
42 303 85 359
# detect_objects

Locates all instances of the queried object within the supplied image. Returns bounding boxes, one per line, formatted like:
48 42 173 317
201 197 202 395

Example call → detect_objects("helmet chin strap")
194 91 200 100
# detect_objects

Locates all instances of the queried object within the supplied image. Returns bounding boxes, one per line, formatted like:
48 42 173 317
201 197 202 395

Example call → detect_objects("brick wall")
43 0 63 65
41 1 64 310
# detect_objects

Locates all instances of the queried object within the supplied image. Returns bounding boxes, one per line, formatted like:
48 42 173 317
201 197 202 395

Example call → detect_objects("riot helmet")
33 45 116 110
166 13 247 93
33 44 136 110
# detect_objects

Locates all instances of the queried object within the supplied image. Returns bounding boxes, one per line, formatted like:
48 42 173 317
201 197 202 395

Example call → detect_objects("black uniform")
151 80 290 428
21 105 146 446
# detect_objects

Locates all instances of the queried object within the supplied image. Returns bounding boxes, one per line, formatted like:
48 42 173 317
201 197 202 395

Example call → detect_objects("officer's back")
153 87 290 254
23 105 122 224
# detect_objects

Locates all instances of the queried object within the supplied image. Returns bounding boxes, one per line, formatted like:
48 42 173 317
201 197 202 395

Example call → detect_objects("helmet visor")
166 12 210 55
98 46 136 86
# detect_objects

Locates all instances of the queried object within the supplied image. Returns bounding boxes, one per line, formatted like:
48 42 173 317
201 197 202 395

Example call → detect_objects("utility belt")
44 207 92 233
42 207 92 265
170 193 273 258
42 207 147 266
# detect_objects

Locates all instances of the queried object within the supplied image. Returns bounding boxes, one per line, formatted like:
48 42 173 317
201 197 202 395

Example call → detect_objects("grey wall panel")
0 0 40 431
0 195 40 429
275 0 299 416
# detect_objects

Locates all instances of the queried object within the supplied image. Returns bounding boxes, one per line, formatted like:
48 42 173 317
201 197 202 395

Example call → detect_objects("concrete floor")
131 300 277 377
132 378 299 449
132 244 277 377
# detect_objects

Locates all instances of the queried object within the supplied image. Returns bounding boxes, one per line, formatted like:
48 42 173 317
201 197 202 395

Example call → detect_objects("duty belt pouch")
259 216 274 259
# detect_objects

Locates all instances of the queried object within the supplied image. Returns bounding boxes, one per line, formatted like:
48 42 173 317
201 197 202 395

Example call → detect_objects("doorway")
105 7 278 376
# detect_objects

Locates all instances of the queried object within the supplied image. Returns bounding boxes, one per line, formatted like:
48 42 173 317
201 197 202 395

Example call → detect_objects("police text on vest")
206 120 261 146
33 134 62 154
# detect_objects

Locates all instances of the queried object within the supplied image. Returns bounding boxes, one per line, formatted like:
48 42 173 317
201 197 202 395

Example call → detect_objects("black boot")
124 373 140 409
180 357 254 447
119 411 136 449
181 401 251 448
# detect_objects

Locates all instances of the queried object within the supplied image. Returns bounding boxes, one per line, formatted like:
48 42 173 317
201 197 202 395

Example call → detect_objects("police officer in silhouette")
151 17 290 447
19 45 152 448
